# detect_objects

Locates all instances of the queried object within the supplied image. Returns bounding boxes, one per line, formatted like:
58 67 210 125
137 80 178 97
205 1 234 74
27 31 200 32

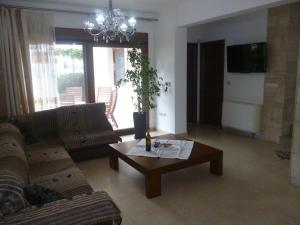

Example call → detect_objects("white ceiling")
23 0 175 13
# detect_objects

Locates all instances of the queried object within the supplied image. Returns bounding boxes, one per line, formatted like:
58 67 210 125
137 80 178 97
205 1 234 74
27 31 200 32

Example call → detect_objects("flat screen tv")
227 42 267 73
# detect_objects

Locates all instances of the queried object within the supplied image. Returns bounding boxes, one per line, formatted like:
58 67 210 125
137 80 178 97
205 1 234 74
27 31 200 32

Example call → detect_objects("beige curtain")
0 7 58 116
0 7 34 116
22 11 59 112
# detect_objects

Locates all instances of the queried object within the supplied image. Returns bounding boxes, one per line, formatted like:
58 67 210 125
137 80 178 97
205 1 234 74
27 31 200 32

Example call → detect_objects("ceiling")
24 0 175 13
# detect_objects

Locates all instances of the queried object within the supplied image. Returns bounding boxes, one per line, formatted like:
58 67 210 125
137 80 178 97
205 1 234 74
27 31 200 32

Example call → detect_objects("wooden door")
187 43 198 123
200 40 224 127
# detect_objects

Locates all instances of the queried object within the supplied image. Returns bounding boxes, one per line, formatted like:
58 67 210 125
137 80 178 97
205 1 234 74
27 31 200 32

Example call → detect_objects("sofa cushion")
12 109 59 144
30 167 93 198
60 130 121 150
0 123 29 217
57 103 120 150
2 192 122 225
57 103 113 131
0 175 28 217
0 135 29 185
26 144 92 198
26 144 75 176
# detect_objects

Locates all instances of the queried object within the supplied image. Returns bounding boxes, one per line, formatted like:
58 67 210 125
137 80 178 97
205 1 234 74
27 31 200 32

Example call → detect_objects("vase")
133 112 146 139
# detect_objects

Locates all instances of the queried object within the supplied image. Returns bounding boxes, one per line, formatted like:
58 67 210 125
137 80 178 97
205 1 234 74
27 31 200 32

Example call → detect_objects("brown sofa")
11 103 122 161
0 103 122 225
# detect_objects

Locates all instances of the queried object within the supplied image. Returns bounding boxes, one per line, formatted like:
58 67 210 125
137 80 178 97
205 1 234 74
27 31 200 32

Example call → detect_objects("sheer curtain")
22 11 59 111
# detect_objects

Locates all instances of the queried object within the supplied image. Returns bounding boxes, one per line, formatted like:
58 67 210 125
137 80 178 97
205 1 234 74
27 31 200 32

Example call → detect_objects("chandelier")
84 0 137 43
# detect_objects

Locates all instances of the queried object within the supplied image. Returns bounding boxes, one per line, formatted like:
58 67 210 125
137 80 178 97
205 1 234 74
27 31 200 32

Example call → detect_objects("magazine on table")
127 139 194 160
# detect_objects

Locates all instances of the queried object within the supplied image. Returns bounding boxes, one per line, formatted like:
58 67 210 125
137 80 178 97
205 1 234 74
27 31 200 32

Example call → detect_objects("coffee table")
109 134 223 198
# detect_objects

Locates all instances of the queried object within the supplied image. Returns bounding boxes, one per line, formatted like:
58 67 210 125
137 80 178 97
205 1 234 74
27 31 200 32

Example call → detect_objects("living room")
0 0 300 225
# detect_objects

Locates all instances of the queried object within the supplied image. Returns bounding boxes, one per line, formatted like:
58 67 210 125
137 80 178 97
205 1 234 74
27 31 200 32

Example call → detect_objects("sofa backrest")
12 109 59 144
57 103 113 134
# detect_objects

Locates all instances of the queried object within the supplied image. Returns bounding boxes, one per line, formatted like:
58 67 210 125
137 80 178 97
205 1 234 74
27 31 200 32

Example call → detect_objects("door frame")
199 39 225 127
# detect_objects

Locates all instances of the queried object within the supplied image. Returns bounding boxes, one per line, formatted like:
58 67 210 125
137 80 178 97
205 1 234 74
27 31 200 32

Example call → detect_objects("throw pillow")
23 184 64 206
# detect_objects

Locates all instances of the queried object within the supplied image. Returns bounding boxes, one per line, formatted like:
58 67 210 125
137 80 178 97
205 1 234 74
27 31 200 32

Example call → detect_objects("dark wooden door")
187 43 198 123
200 40 224 127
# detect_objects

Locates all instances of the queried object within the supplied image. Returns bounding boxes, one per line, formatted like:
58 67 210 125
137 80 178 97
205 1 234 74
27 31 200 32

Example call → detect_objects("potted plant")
116 47 170 139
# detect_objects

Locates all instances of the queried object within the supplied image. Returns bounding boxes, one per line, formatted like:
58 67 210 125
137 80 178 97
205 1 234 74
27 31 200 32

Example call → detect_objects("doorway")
199 40 225 127
187 43 198 124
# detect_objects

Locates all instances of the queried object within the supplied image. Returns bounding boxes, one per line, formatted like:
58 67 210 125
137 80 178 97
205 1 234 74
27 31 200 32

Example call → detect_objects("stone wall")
261 3 300 143
290 40 300 187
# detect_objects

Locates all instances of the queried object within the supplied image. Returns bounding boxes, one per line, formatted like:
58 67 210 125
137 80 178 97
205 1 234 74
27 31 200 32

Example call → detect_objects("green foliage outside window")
57 73 84 93
55 48 83 60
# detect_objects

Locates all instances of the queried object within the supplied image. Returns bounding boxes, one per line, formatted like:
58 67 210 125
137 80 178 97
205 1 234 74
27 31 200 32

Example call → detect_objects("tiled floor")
77 125 300 225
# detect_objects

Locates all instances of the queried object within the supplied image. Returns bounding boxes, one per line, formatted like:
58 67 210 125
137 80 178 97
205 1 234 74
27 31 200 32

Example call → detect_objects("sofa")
0 103 122 225
11 103 122 161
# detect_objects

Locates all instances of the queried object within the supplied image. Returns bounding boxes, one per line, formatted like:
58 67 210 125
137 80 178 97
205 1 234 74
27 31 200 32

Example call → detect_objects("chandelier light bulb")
128 17 136 27
96 14 105 24
85 21 94 29
120 23 128 32
113 8 122 16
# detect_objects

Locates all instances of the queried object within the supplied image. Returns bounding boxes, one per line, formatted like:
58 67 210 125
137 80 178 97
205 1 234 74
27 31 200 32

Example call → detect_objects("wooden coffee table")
109 134 223 198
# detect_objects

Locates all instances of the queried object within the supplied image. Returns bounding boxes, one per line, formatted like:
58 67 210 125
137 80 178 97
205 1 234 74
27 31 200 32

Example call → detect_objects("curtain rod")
0 4 158 22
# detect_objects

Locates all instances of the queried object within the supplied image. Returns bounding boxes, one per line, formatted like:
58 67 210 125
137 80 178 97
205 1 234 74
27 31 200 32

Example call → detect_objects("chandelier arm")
85 29 103 36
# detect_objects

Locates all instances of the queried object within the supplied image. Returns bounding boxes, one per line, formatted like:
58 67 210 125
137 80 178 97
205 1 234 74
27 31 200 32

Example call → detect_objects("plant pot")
133 112 146 139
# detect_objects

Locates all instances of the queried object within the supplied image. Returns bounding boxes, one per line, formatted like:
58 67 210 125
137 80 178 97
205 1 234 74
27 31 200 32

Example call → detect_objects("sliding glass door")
31 43 136 130
54 43 86 106
93 47 135 130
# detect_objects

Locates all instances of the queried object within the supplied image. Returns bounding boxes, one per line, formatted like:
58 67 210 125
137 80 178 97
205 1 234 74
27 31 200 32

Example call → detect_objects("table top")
109 134 223 174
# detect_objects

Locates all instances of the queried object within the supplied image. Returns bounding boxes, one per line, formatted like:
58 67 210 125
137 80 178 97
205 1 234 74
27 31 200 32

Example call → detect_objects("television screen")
227 42 267 73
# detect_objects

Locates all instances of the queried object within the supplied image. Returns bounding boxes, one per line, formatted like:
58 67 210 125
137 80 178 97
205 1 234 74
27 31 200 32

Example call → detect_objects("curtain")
22 11 59 112
0 7 34 116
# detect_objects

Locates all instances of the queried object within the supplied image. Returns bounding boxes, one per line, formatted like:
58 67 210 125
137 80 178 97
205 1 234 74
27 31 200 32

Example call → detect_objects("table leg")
109 150 119 170
145 173 161 198
210 154 223 176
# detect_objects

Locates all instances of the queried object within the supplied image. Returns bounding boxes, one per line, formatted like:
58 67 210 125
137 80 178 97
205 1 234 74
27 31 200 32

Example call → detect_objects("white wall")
187 10 267 132
188 9 267 106
155 0 288 134
174 27 187 133
155 5 177 133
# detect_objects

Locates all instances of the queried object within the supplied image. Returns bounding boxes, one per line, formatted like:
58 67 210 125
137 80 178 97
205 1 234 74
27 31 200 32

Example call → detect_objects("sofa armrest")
2 191 122 225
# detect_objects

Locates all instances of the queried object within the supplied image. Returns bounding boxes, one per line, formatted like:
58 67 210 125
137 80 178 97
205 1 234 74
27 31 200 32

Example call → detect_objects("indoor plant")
116 47 170 138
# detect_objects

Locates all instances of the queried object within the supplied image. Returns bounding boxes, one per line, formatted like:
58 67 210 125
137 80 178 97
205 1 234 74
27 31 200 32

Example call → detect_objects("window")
54 43 86 106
